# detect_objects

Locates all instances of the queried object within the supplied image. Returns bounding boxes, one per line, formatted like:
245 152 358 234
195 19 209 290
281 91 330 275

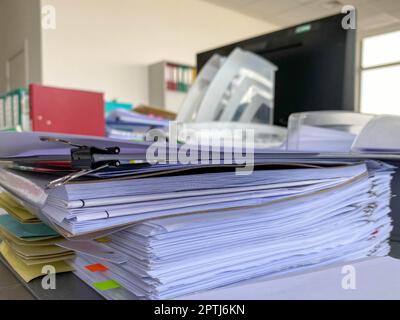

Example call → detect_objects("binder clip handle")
71 146 121 170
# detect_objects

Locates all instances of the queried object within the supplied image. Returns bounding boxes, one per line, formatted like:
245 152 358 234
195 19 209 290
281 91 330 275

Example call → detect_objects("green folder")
0 214 59 239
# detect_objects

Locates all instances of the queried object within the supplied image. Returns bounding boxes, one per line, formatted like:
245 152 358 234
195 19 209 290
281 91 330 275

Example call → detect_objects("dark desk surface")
2 241 400 300
0 259 34 300
0 256 103 300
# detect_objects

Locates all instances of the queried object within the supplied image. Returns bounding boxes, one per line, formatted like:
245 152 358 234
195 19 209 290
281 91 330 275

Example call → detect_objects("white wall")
0 0 42 93
40 0 276 105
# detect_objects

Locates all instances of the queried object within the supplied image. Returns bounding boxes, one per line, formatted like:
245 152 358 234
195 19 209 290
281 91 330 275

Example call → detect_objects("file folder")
29 84 105 137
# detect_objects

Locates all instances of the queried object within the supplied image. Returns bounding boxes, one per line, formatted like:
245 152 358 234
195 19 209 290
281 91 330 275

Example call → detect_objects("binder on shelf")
0 88 30 132
0 96 4 129
165 63 175 91
164 63 196 93
5 95 12 130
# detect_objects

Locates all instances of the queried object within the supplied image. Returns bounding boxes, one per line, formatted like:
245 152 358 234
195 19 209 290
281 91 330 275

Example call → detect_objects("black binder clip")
40 137 122 188
70 145 121 170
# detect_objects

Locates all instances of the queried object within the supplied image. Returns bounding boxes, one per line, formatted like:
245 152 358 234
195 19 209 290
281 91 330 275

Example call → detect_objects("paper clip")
40 136 122 189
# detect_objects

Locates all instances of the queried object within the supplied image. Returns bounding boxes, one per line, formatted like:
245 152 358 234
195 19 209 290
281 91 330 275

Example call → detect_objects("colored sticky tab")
93 279 121 291
95 236 111 243
85 263 108 273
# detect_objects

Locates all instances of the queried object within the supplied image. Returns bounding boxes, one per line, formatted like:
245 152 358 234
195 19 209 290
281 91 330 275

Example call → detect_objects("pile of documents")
0 193 74 282
0 131 397 299
106 108 169 141
69 160 394 299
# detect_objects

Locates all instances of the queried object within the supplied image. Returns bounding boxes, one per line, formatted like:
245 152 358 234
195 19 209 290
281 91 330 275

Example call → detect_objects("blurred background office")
0 0 399 124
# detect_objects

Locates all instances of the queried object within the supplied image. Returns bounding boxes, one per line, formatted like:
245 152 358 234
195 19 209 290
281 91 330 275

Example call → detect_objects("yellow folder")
0 241 74 282
0 193 40 224
7 240 72 257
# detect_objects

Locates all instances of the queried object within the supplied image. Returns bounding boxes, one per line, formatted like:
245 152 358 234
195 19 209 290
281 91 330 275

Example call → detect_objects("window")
360 30 400 115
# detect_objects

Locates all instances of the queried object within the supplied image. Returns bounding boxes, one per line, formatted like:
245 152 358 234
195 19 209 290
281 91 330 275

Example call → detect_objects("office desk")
1 253 400 300
180 256 400 300
0 259 34 299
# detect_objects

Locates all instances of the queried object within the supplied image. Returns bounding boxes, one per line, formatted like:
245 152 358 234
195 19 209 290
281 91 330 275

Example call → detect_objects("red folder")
29 84 105 137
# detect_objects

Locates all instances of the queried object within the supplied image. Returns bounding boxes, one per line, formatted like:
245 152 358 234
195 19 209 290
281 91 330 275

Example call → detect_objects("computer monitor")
197 13 356 127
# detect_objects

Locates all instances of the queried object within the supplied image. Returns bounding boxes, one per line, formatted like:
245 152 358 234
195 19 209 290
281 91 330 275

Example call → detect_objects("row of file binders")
165 63 196 93
0 88 30 132
0 130 398 299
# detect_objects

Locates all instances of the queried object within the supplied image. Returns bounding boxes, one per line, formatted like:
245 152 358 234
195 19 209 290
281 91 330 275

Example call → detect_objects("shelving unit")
148 61 196 113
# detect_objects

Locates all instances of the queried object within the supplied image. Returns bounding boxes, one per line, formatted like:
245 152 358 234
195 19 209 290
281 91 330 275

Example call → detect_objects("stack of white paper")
0 161 375 237
71 160 394 299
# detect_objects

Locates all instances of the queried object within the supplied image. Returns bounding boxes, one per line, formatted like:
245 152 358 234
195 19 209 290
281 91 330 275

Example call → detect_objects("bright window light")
360 30 400 115
362 30 400 68
360 65 400 115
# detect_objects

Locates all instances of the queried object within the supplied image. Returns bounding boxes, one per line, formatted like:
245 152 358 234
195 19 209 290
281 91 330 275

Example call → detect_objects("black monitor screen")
197 13 356 126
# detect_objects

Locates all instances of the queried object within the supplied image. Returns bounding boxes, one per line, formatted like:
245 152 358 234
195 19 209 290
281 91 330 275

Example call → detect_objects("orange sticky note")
85 263 108 273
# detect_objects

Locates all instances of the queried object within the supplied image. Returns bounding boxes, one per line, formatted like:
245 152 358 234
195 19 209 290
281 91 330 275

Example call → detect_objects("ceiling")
202 0 400 33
